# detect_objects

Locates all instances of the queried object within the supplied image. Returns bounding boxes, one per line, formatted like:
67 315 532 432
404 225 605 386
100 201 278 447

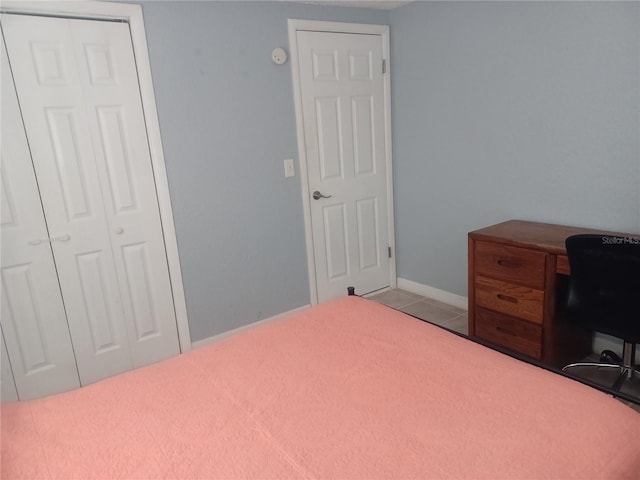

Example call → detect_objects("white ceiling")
291 1 413 10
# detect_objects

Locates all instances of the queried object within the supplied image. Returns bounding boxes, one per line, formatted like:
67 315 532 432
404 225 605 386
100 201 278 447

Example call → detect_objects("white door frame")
1 1 191 352
288 19 396 304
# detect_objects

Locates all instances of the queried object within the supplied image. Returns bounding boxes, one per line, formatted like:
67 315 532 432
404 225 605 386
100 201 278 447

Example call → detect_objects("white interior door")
1 39 80 399
2 13 179 386
296 30 392 302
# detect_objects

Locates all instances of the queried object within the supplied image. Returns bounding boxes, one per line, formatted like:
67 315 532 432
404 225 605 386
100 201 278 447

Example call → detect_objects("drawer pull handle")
497 259 521 268
497 293 518 304
28 234 70 245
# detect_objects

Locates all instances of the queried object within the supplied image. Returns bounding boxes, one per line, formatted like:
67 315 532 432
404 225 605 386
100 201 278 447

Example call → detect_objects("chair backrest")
565 234 640 342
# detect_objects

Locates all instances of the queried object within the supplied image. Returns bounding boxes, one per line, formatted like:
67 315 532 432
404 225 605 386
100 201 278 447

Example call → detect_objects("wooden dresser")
468 220 638 367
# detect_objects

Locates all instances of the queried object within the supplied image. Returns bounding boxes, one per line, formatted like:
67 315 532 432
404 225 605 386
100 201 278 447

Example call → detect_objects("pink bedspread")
2 296 639 479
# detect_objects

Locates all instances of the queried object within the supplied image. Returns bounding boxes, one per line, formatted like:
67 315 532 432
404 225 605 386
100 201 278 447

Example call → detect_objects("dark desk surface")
469 219 639 256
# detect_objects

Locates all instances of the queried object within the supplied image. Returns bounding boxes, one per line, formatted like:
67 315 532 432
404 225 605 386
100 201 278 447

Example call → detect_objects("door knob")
312 190 332 200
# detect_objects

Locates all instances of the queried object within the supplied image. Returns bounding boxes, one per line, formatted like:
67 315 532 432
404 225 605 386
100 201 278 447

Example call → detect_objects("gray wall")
389 1 640 297
138 1 389 341
140 1 639 342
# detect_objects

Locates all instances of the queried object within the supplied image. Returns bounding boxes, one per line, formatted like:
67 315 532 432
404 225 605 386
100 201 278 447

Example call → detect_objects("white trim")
191 304 311 350
288 19 317 305
288 19 396 305
1 1 139 20
397 278 469 311
1 1 192 352
289 19 390 36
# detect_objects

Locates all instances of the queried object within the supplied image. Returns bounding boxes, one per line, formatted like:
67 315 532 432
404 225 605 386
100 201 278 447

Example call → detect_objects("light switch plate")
284 158 295 178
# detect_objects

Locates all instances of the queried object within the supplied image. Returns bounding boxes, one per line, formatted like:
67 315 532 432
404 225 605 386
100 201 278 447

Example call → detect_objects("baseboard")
397 278 468 311
191 304 311 350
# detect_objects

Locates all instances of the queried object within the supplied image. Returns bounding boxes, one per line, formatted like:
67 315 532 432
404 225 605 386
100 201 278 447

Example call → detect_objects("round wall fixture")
271 47 287 65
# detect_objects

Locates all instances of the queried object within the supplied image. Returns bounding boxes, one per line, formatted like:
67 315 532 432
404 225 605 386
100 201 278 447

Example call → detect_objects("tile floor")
368 288 468 335
368 288 640 412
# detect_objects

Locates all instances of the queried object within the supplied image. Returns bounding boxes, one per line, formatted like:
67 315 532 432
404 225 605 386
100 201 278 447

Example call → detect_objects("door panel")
1 40 80 399
2 13 179 385
1 329 18 403
356 197 380 271
352 96 375 175
316 97 343 180
2 265 54 370
95 107 137 213
2 14 134 385
297 31 390 301
30 41 68 85
121 242 161 341
45 107 93 220
323 204 349 281
74 250 122 354
70 19 180 363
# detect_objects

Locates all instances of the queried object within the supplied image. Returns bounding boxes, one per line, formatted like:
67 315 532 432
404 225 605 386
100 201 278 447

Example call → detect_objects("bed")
2 295 639 479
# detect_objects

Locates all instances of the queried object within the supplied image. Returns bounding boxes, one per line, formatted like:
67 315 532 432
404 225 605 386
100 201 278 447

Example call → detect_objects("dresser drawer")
474 242 546 289
475 275 544 324
475 307 542 359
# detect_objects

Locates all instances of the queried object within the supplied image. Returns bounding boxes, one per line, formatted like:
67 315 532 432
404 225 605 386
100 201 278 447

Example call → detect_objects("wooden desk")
468 220 639 367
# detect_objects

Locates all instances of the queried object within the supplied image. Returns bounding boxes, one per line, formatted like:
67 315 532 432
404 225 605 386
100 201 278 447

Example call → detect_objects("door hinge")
388 246 392 258
382 59 387 74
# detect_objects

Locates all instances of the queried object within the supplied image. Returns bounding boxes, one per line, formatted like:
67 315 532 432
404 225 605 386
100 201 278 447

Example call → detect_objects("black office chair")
562 234 640 391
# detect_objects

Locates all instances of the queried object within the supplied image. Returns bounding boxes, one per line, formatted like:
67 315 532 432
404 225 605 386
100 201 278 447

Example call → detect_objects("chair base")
562 341 639 392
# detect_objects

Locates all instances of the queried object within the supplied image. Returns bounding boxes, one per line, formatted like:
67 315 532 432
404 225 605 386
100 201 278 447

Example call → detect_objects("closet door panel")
1 40 80 399
2 14 133 385
1 329 18 402
71 20 179 364
4 13 180 388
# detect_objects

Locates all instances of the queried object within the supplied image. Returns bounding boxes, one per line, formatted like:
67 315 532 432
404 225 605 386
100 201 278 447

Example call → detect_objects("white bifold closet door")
1 39 81 399
1 13 179 398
